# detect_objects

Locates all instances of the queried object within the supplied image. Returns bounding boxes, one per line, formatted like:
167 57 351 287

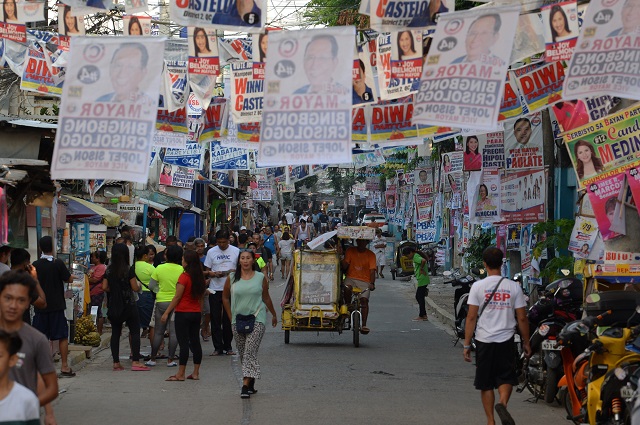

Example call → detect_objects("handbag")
236 313 257 334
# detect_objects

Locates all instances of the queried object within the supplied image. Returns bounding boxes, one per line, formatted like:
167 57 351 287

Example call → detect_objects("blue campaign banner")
162 143 203 169
210 141 249 170
72 223 91 256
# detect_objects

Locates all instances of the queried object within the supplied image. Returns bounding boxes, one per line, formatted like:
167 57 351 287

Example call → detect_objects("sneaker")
248 378 257 394
241 385 250 399
144 360 156 367
167 361 178 367
495 403 515 425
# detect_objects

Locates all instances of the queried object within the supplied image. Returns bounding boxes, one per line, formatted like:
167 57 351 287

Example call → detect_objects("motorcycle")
443 268 482 347
518 277 583 403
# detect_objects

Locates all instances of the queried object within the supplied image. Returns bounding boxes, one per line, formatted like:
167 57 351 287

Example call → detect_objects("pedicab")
280 227 376 347
390 240 417 280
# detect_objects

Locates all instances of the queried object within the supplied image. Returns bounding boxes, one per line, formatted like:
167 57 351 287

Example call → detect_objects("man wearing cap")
341 239 376 334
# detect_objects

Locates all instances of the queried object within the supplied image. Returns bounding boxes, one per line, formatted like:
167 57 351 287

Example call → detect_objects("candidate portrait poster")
376 31 422 100
0 0 44 43
442 150 463 175
20 42 64 95
51 37 165 183
187 27 219 76
562 0 640 101
585 173 626 241
504 112 544 170
159 164 195 189
541 0 578 62
231 60 263 123
564 103 640 190
413 5 520 131
500 169 546 223
170 0 265 33
568 215 599 258
414 167 433 194
507 223 521 251
259 27 354 166
470 168 501 223
123 15 151 36
352 39 379 107
512 60 566 114
367 0 453 31
59 5 85 36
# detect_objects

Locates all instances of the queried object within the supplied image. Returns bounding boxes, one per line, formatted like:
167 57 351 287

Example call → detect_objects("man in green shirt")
405 246 430 321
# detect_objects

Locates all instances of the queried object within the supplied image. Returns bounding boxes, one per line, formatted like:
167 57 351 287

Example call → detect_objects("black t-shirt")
32 258 71 313
153 251 166 267
105 267 137 307
319 213 328 223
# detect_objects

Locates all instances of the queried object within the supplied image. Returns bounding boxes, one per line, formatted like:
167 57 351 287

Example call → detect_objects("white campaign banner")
231 61 264 123
170 0 266 33
376 30 422 100
503 111 544 170
469 169 501 224
259 27 354 166
52 37 165 183
563 0 640 100
413 6 520 130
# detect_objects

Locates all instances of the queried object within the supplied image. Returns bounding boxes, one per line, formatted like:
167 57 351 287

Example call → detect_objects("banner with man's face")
171 0 266 33
259 27 355 166
51 37 165 183
563 0 640 101
413 5 520 131
352 39 379 107
367 0 454 31
503 111 544 170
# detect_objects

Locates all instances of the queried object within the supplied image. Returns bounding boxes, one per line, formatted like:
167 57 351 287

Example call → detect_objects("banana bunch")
74 316 97 345
82 332 101 347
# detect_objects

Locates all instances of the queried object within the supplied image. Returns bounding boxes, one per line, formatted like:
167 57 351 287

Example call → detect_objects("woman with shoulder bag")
102 243 149 371
222 250 278 398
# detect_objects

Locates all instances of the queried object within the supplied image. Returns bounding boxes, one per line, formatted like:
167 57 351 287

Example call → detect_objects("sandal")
113 365 125 371
187 374 200 380
225 350 236 356
59 369 76 377
165 375 185 382
360 326 370 334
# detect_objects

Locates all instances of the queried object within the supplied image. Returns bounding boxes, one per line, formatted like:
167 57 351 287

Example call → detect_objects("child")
0 330 40 424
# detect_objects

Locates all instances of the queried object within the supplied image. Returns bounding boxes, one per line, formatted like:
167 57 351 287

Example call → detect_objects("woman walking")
223 251 278 398
161 250 206 381
102 244 149 371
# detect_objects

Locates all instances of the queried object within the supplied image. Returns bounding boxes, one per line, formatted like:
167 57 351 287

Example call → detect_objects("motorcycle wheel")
545 367 560 404
560 388 581 425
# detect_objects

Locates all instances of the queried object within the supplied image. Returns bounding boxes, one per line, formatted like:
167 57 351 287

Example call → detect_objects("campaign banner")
500 169 546 223
353 149 385 168
445 171 462 193
499 74 523 121
51 37 164 183
568 215 599 258
416 220 437 243
20 43 64 95
162 60 188 112
369 96 418 142
585 173 625 241
366 176 380 191
367 0 452 31
506 223 521 251
627 166 640 218
277 181 295 193
163 143 203 170
352 107 368 142
462 132 503 171
414 167 433 194
210 141 249 170
415 194 432 221
470 168 501 223
496 224 507 255
187 27 219 77
170 0 265 33
123 15 151 36
252 32 266 70
59 5 85 36
512 61 566 113
220 117 259 149
550 96 619 139
156 107 188 134
216 170 237 188
376 31 421 100
289 165 310 181
125 0 148 14
200 98 228 143
520 224 532 275
564 103 640 190
442 150 463 174
353 38 379 107
259 27 354 166
509 11 546 64
159 165 195 189
231 61 263 123
562 0 640 101
504 112 544 170
413 6 520 130
541 1 578 62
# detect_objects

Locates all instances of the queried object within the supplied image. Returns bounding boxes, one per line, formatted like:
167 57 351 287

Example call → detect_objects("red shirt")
176 273 202 313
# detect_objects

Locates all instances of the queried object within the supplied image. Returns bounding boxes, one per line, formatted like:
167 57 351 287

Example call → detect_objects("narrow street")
53 277 567 425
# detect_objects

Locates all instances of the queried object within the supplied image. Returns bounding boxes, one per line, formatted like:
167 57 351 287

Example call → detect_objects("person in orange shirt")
341 239 376 334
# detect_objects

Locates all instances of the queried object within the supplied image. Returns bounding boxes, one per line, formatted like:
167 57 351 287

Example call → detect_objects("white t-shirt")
467 275 526 343
204 245 240 292
0 381 40 423
371 236 386 255
285 212 295 225
278 239 295 256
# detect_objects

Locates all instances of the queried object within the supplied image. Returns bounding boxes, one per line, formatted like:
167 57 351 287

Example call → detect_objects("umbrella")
62 195 121 227
307 230 338 250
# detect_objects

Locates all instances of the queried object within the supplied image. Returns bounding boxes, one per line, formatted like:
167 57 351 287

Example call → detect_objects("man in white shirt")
370 229 387 278
284 209 295 226
203 229 240 356
463 247 530 425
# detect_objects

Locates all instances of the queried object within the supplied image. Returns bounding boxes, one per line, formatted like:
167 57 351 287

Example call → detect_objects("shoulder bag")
232 277 262 334
477 277 505 320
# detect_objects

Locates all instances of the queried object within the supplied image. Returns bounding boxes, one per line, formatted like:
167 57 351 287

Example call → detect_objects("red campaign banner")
499 74 522 121
585 174 625 241
627 166 640 219
512 60 565 113
0 22 26 43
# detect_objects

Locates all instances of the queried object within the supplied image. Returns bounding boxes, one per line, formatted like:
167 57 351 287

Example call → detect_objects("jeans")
111 305 141 363
415 285 429 317
209 292 233 353
151 301 177 360
175 312 202 366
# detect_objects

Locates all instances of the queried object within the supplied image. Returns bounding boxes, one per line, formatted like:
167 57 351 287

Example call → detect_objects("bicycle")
342 286 370 347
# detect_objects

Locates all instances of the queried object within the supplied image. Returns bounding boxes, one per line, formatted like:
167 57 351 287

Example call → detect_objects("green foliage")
430 137 457 162
465 231 492 271
302 0 361 27
532 219 576 281
294 175 318 191
326 168 364 196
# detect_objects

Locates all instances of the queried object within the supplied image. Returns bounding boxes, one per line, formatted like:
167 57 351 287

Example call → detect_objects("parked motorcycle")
443 268 481 347
518 277 583 403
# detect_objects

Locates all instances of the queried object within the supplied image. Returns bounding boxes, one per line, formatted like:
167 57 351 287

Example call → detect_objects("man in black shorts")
463 247 530 425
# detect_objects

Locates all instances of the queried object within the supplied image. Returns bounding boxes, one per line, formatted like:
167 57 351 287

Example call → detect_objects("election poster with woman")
542 1 578 62
585 173 626 241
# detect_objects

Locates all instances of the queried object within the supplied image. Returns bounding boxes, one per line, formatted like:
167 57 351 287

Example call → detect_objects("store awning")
136 190 192 211
209 184 228 199
61 195 121 227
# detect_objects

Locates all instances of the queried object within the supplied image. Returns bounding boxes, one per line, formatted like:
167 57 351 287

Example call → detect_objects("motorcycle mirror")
471 268 482 275
560 269 570 276
443 270 452 277
585 293 601 303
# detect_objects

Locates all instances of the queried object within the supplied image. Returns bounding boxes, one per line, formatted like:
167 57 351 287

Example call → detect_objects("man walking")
371 229 386 278
463 247 530 425
32 236 75 378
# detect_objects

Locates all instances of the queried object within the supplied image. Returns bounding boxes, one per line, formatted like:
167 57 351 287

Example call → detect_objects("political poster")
187 27 219 77
159 165 195 189
550 96 619 138
156 107 188 138
562 0 640 101
125 0 148 14
541 1 579 62
162 60 188 112
506 223 521 251
445 171 462 193
627 165 640 217
470 168 501 223
218 36 251 63
414 167 433 194
509 11 545 64
123 15 151 36
500 169 546 223
496 224 507 255
369 96 418 143
499 74 523 121
413 6 520 130
512 60 566 113
442 151 463 174
163 143 203 170
51 37 165 183
416 220 437 243
0 0 45 43
367 0 453 31
220 117 259 149
210 141 249 170
568 215 599 258
170 0 265 33
200 98 228 142
353 149 385 169
216 170 238 189
259 27 354 166
352 107 368 142
564 103 640 190
59 5 85 36
277 181 295 193
353 38 379 107
415 194 432 221
504 112 544 170
585 173 625 241
252 31 267 66
376 31 422 100
20 43 64 95
231 61 263 123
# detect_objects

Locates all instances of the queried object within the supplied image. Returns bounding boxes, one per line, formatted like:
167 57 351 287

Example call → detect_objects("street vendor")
340 239 376 334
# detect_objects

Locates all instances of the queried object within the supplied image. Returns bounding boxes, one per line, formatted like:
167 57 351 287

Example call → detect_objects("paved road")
53 276 567 425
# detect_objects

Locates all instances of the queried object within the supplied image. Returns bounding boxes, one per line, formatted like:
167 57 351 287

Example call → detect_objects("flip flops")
113 366 125 371
165 375 185 382
59 369 76 377
131 365 151 371
186 374 199 380
360 327 370 334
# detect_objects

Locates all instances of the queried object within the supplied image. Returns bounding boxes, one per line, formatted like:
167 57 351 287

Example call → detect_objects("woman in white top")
278 232 295 279
294 220 312 249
